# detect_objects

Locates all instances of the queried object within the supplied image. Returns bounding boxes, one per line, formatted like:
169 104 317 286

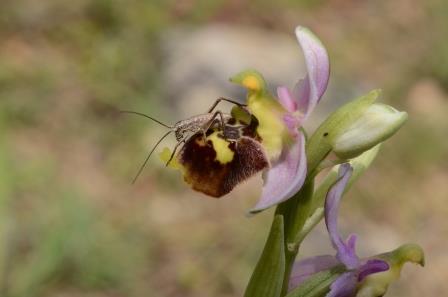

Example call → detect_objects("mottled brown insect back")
179 133 269 197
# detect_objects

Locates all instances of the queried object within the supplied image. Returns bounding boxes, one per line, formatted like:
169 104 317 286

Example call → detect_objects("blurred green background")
0 0 447 296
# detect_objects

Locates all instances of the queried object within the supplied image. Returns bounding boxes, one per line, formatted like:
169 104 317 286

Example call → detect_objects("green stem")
277 180 315 296
291 207 324 251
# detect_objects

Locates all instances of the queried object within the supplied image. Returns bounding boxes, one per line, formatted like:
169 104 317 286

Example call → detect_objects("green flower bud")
331 103 407 159
306 90 407 170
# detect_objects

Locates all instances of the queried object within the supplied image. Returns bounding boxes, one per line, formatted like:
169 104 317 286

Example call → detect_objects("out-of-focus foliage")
0 0 446 296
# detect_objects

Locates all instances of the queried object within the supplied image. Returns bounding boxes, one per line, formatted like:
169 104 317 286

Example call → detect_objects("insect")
121 97 248 183
177 116 269 197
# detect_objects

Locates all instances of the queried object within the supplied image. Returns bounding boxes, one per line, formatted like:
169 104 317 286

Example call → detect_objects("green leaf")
285 266 344 297
244 215 286 297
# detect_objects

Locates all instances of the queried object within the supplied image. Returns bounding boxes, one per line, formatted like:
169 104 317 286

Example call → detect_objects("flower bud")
331 103 407 159
306 90 407 169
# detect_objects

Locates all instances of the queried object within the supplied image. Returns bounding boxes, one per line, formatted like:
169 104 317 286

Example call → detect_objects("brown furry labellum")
178 117 269 197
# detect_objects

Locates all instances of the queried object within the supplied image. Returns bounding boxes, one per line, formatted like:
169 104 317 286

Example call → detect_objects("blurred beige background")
0 0 447 296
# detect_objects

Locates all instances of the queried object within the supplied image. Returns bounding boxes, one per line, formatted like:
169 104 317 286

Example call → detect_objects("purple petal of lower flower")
250 132 307 213
346 234 357 252
341 233 359 268
358 259 390 282
294 27 330 120
289 255 340 291
327 271 357 297
324 164 359 269
277 86 297 113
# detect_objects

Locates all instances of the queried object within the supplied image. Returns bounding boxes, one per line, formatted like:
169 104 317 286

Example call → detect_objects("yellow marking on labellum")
207 132 234 164
159 147 183 170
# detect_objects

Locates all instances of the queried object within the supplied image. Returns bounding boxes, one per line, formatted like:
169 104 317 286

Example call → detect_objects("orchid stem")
290 207 324 251
276 180 315 296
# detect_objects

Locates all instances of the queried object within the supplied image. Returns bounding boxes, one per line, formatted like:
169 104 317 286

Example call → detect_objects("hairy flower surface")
160 115 269 197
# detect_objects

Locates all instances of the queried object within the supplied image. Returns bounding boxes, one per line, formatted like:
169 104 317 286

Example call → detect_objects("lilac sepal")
295 27 330 119
251 133 307 213
288 255 340 291
327 272 357 297
324 164 359 269
357 259 389 282
277 27 330 124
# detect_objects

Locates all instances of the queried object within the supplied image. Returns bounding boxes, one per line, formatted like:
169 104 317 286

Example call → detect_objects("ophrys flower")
230 27 330 213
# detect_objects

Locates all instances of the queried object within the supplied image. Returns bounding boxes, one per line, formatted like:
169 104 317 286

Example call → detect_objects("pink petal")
289 255 340 291
294 26 330 120
250 132 307 213
283 113 300 137
277 86 297 113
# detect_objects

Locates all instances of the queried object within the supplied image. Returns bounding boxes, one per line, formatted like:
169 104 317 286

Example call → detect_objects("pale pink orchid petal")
283 113 300 137
277 86 297 113
278 86 302 136
250 132 307 213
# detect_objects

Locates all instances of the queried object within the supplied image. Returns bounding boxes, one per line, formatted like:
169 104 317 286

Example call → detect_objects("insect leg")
207 97 247 113
166 138 186 167
203 111 228 140
202 111 223 131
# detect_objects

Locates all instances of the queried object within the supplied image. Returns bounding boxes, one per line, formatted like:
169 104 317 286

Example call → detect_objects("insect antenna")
132 130 172 184
120 110 172 129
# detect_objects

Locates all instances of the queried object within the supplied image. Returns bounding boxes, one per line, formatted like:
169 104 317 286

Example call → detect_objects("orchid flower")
231 27 330 213
289 164 389 296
